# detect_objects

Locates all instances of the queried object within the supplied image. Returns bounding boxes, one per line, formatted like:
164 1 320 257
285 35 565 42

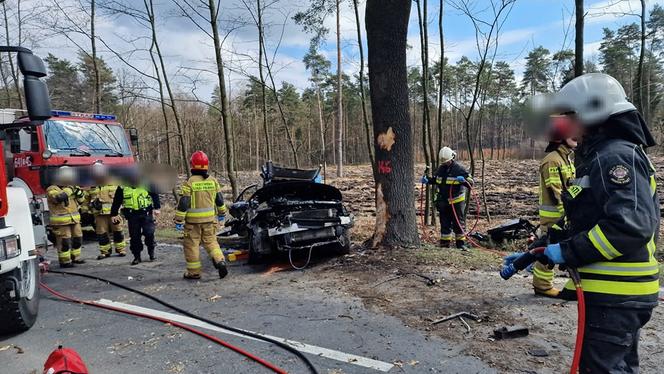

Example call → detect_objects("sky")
19 0 664 103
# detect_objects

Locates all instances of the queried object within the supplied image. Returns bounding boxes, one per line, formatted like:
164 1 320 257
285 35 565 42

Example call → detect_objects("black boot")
215 261 228 279
147 247 155 261
131 256 141 265
456 240 469 250
438 240 451 248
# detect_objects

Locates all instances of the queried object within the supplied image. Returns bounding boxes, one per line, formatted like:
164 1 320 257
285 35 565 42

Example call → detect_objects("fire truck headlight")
42 150 52 160
3 236 19 259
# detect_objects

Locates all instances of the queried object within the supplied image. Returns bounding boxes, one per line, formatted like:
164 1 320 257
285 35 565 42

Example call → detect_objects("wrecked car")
218 162 353 264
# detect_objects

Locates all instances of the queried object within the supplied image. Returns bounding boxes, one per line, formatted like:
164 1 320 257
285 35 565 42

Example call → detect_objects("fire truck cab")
2 110 137 249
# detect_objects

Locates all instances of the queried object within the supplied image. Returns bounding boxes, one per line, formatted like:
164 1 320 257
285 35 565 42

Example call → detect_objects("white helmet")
439 146 456 163
550 73 635 126
55 165 76 185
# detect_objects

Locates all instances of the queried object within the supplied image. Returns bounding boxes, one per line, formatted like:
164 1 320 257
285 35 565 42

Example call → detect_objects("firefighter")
421 147 474 248
110 168 161 265
47 166 85 267
532 117 577 298
539 73 659 372
89 164 126 260
174 151 228 280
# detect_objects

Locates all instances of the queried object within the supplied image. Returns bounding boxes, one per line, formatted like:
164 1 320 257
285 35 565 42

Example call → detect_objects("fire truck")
2 109 138 249
0 46 50 334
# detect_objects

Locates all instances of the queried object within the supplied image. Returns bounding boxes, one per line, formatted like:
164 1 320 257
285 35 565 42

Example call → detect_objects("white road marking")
96 298 394 372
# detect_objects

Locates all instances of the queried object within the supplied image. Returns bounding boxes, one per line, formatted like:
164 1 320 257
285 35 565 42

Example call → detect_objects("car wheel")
0 257 40 334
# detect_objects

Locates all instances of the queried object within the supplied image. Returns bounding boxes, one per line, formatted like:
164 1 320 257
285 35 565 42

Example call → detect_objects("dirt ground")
157 158 664 373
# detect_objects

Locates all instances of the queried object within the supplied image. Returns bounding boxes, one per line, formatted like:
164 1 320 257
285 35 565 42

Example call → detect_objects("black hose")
47 269 319 374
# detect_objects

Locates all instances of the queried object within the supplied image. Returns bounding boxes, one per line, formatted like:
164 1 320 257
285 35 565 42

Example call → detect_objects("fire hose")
44 270 320 374
500 247 585 374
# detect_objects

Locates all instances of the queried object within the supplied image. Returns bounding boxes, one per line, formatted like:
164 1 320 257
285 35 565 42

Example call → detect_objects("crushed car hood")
251 181 342 203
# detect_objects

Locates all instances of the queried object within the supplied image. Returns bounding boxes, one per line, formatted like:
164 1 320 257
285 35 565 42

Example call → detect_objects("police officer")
422 146 474 248
89 164 126 260
47 166 85 267
532 117 577 298
174 151 228 280
110 169 160 265
539 73 659 372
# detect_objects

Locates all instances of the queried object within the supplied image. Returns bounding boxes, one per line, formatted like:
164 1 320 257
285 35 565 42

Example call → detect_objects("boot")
534 287 561 298
72 259 86 264
147 247 155 261
131 256 141 265
96 254 107 260
438 240 451 248
456 240 469 250
60 262 74 268
183 272 201 280
215 261 228 279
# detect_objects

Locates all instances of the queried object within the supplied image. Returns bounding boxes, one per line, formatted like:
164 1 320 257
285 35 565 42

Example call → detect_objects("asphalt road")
1 241 495 374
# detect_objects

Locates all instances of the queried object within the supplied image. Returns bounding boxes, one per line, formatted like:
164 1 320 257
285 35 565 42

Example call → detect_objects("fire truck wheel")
0 257 40 334
335 230 351 256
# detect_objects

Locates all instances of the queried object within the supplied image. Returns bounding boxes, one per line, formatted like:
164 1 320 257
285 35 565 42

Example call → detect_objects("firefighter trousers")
52 223 83 265
438 201 466 247
183 222 225 276
580 305 653 373
126 211 155 259
95 215 126 255
532 261 555 291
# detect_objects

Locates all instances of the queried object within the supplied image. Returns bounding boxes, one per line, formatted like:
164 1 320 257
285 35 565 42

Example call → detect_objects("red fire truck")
1 109 138 249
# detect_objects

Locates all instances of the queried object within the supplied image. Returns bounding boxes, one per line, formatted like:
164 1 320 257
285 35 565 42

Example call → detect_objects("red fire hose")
40 282 288 374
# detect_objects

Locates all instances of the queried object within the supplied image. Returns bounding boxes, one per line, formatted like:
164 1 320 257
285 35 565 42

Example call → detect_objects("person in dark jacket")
110 170 161 265
422 146 474 248
537 73 659 373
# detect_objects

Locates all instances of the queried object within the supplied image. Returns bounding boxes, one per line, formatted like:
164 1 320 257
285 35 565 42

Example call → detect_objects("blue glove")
175 223 184 232
420 175 429 184
456 176 466 183
218 215 225 222
544 243 565 264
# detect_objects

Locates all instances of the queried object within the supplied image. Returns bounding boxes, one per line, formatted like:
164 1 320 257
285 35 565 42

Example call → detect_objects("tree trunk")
316 86 326 177
208 0 238 198
574 0 584 77
336 0 344 177
257 0 271 161
635 0 646 120
2 2 22 108
367 0 419 248
352 0 375 174
90 0 101 112
436 0 445 164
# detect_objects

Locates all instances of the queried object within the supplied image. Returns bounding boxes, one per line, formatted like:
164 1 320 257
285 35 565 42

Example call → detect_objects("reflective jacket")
175 174 227 224
538 144 575 232
559 112 660 308
122 187 153 211
429 161 473 205
47 185 83 226
88 185 119 216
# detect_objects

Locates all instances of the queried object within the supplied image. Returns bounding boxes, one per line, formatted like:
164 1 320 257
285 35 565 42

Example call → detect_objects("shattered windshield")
43 120 131 156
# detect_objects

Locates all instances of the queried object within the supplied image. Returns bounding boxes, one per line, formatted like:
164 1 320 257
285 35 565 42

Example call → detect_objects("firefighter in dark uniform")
422 146 474 248
110 170 161 265
538 73 659 373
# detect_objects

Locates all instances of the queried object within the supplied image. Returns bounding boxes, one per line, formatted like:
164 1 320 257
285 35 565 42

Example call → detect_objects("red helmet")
190 151 209 170
548 115 575 141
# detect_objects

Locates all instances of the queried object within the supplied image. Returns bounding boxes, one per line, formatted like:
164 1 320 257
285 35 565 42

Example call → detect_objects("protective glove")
420 175 429 184
456 176 466 183
92 198 103 211
56 192 69 203
111 216 122 224
175 223 184 232
217 215 225 222
544 243 565 264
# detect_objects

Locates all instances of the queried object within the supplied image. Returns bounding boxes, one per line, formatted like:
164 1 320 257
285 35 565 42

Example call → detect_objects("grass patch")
413 243 503 270
155 228 182 243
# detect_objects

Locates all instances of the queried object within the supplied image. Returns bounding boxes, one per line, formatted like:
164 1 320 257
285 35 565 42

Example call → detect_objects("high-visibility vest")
122 186 153 211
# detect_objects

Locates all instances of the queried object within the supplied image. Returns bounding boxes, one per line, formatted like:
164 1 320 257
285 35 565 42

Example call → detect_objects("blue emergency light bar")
50 110 117 121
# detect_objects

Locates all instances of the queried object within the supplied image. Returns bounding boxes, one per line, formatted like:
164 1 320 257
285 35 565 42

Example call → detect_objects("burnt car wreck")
218 162 354 265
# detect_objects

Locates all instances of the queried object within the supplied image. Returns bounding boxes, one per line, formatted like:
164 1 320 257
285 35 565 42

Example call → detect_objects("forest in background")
1 0 664 198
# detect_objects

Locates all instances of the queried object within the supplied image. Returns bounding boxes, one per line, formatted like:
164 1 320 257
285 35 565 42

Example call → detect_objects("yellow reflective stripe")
186 208 216 218
181 185 192 194
186 261 202 269
441 233 454 240
175 211 187 218
70 248 81 256
455 235 466 241
647 237 656 257
544 176 562 185
650 176 657 195
448 194 465 203
578 260 659 276
539 210 563 218
564 279 660 296
588 225 621 260
533 267 554 280
115 240 127 249
445 178 460 185
218 204 228 214
50 214 80 223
